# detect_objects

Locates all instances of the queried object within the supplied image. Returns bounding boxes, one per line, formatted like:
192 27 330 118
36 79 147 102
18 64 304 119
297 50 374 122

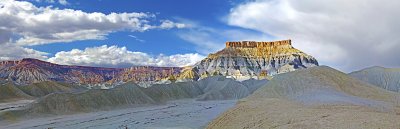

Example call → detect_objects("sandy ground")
206 66 400 129
206 98 400 129
0 99 236 129
0 100 33 113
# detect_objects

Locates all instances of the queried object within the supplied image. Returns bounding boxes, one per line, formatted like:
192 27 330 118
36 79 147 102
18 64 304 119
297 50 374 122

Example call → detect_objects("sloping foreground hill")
207 66 400 129
0 76 267 121
0 81 85 102
16 81 86 97
196 76 268 100
350 66 400 92
0 83 33 102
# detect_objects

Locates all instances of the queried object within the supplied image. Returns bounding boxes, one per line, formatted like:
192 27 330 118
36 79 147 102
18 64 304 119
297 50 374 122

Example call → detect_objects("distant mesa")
182 39 318 81
0 39 318 87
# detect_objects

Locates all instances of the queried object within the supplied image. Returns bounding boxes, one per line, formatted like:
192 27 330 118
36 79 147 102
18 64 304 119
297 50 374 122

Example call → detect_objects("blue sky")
29 0 250 56
2 0 400 71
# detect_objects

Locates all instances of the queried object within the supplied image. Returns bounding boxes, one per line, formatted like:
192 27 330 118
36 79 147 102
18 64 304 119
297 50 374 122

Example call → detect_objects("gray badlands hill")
0 83 33 102
207 66 400 129
0 81 85 102
197 76 268 100
350 66 400 92
16 81 86 97
0 76 267 119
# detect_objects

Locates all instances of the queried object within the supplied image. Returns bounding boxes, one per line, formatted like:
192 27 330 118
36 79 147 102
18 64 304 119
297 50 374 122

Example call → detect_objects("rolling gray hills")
0 81 85 102
0 83 33 102
0 76 268 120
350 66 400 92
207 66 400 129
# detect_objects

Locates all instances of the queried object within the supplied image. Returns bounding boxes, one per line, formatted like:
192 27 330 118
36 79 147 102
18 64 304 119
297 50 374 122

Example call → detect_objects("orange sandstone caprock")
225 39 292 48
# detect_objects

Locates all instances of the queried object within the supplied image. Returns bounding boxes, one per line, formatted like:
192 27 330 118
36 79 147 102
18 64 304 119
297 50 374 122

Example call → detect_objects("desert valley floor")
0 99 236 129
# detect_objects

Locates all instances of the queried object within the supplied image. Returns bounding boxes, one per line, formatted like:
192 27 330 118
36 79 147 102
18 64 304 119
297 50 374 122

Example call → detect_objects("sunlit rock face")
179 39 319 81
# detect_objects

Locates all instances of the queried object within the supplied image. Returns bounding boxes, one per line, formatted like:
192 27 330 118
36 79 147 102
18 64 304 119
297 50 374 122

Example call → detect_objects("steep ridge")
0 58 181 85
179 39 318 81
350 66 400 92
207 66 400 129
0 58 121 85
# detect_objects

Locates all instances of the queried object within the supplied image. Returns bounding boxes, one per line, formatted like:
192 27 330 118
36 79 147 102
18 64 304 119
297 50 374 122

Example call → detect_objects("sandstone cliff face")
179 40 318 80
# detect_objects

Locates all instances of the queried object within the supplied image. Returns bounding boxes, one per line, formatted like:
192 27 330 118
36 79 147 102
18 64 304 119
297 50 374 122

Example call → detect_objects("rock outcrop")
178 39 318 81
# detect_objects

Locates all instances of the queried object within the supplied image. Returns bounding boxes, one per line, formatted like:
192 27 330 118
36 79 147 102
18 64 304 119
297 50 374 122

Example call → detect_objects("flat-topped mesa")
225 39 292 48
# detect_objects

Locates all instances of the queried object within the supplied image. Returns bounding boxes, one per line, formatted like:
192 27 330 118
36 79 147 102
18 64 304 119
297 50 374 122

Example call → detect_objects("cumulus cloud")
0 0 186 46
0 43 48 61
228 0 400 71
159 20 186 29
58 0 68 5
47 45 205 68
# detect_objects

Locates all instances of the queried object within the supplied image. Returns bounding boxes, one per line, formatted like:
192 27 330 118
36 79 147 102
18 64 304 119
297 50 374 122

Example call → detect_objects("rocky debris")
349 66 400 92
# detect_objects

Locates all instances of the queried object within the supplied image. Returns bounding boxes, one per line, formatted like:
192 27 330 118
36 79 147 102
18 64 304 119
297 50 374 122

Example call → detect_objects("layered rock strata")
179 39 318 81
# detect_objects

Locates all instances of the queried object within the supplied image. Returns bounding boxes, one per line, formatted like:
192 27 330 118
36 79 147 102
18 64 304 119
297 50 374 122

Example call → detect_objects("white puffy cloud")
58 0 68 5
159 20 186 29
0 0 185 46
228 0 400 71
47 45 205 68
0 43 48 61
